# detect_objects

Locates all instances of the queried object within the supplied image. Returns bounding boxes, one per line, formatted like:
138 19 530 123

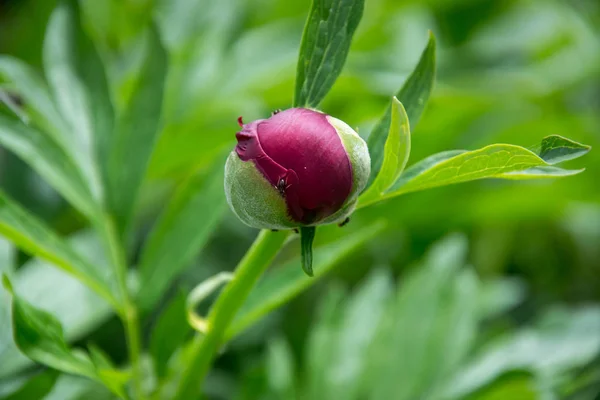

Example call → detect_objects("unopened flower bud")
224 108 370 230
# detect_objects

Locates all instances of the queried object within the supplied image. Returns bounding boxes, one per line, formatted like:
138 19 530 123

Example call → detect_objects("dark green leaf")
106 26 168 236
226 221 386 339
2 275 97 379
138 159 226 310
2 370 60 400
300 226 316 277
537 135 591 164
359 97 410 204
294 0 364 107
366 32 436 189
0 115 99 220
88 344 129 399
0 192 117 310
150 291 191 379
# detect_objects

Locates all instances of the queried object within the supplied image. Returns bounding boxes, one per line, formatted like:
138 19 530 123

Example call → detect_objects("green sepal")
300 226 316 277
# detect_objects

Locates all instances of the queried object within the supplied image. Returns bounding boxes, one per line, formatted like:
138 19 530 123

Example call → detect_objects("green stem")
99 217 145 400
172 229 288 400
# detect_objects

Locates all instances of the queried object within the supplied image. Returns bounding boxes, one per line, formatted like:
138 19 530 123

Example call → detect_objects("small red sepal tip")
237 116 244 127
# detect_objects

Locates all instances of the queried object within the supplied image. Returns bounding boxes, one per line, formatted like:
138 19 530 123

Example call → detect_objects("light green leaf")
368 136 589 205
1 370 60 400
497 165 584 179
43 2 107 205
359 98 410 204
445 306 600 399
366 32 436 188
3 277 126 399
0 231 114 379
266 337 296 399
0 237 13 274
0 56 69 144
317 269 394 400
0 192 118 310
2 275 97 379
367 235 478 400
106 26 168 236
44 375 113 400
358 150 464 209
150 291 191 379
138 160 226 310
226 221 386 340
294 0 364 108
0 115 99 220
304 284 346 400
477 278 526 319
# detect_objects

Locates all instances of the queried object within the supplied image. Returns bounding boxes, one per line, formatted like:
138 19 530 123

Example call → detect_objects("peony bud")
224 108 370 230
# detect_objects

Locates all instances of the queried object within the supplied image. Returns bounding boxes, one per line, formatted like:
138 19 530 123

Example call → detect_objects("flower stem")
172 229 288 400
99 217 145 400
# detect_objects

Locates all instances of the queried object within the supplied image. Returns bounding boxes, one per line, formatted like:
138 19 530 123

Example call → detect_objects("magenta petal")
258 108 354 223
234 108 353 224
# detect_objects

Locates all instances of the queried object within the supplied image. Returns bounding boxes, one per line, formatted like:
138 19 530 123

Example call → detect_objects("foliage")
0 0 598 398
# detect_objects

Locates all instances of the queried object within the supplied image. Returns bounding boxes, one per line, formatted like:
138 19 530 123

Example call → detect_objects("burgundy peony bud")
224 108 370 230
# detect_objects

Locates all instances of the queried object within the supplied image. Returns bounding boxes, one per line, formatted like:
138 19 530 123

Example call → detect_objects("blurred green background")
1 0 599 398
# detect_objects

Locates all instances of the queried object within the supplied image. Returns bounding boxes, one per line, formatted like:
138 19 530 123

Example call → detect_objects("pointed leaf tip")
2 273 13 293
300 227 316 277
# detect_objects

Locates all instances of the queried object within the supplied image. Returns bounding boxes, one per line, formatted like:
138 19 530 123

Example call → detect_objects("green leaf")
366 32 436 189
88 344 129 399
106 26 168 235
361 135 589 207
0 115 99 220
537 135 591 164
0 192 117 310
310 269 394 400
226 221 386 340
359 97 410 204
267 337 296 399
44 375 113 400
446 306 600 399
0 237 13 274
43 1 108 206
367 235 478 400
0 231 113 379
300 226 316 277
2 275 97 379
304 284 346 399
138 160 226 310
150 291 191 379
1 370 60 400
2 277 126 399
293 0 364 107
0 56 70 144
